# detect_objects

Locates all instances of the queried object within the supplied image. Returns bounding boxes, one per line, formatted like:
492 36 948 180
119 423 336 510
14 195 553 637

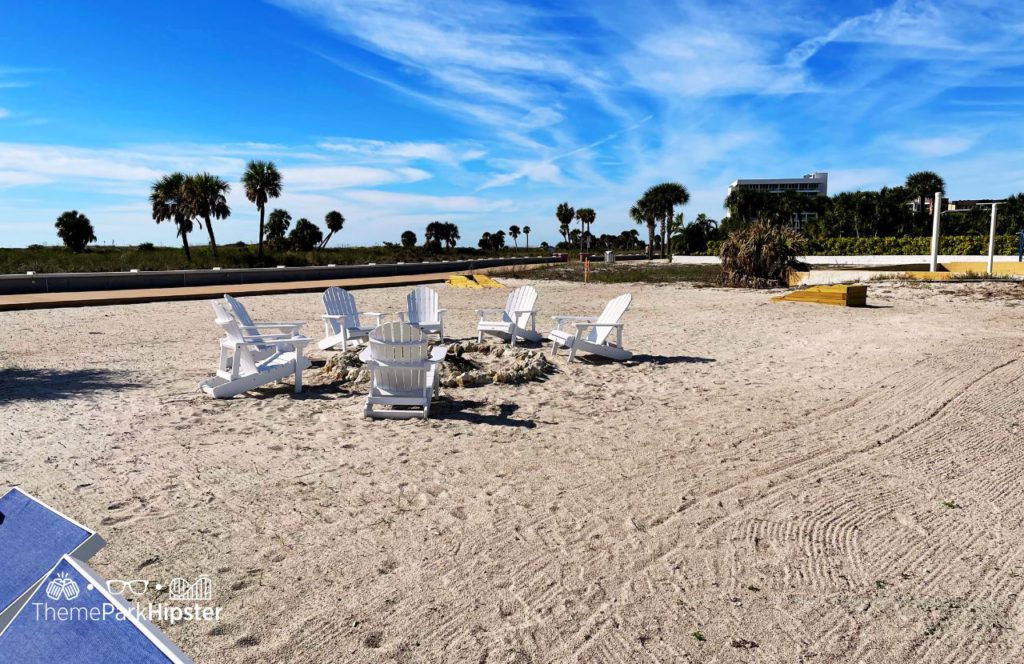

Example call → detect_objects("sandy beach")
2 277 1023 663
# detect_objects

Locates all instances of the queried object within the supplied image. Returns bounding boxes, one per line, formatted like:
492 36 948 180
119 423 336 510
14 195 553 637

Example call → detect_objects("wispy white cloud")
317 138 485 165
902 137 975 158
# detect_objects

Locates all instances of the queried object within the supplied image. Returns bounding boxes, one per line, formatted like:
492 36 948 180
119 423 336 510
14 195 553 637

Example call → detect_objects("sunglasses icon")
106 579 150 596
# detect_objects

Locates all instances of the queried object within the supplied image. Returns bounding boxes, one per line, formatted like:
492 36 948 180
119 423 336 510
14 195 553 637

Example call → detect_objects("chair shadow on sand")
0 367 142 403
433 398 539 428
628 354 716 365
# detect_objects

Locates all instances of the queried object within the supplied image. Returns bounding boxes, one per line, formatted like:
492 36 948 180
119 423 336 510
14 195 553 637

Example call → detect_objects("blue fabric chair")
0 488 105 632
0 556 193 663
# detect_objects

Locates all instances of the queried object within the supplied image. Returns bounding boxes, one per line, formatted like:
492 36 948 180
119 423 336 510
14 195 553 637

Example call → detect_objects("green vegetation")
54 210 96 252
149 172 195 260
526 261 720 284
185 172 231 257
675 171 1024 263
0 244 541 274
719 220 804 288
705 234 1021 257
241 160 283 257
321 210 345 249
288 218 323 250
574 207 596 251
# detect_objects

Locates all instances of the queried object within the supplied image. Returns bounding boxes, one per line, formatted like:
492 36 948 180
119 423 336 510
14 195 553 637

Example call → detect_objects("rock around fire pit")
318 340 555 389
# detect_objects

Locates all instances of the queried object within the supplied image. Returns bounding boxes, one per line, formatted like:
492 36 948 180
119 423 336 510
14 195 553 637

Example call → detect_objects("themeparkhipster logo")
33 574 223 626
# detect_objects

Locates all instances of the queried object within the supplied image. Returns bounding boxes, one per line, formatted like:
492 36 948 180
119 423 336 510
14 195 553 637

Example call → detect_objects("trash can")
604 251 615 264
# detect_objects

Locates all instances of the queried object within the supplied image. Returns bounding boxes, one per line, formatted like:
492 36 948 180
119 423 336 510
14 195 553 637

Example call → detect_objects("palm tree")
508 224 521 248
644 183 689 258
241 160 283 257
523 225 531 249
575 208 596 251
630 199 658 259
442 222 460 248
320 210 345 249
150 172 195 261
265 209 292 250
556 202 574 244
905 171 946 234
185 172 230 257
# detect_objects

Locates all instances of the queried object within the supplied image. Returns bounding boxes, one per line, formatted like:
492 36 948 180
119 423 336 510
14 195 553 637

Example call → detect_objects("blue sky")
1 0 1022 247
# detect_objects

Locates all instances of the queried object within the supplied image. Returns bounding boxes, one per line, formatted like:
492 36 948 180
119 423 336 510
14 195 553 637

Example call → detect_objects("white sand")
1 278 1023 662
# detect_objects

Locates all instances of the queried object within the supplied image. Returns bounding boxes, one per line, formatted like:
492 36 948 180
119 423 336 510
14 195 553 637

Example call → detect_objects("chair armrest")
241 332 295 341
573 322 623 331
238 321 305 330
360 311 384 318
512 309 536 317
476 308 508 321
552 315 595 322
233 336 311 350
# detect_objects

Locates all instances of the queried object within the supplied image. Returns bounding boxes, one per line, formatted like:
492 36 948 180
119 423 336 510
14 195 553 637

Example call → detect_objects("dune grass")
524 261 721 284
0 244 543 274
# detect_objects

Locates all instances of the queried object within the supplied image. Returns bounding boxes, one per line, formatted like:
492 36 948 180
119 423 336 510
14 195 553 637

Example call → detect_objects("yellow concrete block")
773 284 867 307
447 275 482 288
472 274 505 288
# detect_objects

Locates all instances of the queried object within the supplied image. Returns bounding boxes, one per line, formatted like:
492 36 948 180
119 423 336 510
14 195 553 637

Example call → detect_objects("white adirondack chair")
398 286 445 339
548 293 632 362
200 301 311 398
476 285 541 347
318 287 385 350
358 322 447 419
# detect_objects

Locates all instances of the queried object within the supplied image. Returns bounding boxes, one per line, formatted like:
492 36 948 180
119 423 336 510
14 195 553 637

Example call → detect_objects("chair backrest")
406 286 439 324
322 287 360 331
223 294 255 329
589 293 632 344
367 322 430 393
368 322 429 364
211 301 259 375
504 285 537 328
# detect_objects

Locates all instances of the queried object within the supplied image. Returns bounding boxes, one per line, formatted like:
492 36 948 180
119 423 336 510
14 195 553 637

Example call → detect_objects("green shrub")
699 234 1020 256
136 242 155 252
719 221 804 288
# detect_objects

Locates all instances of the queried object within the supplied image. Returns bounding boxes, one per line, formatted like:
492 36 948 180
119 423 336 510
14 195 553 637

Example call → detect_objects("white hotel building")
727 172 829 226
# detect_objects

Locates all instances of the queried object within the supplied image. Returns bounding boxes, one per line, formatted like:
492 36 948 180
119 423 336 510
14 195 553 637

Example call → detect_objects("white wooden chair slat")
362 322 446 419
476 285 541 347
547 293 632 362
200 301 312 398
318 287 384 350
398 286 445 339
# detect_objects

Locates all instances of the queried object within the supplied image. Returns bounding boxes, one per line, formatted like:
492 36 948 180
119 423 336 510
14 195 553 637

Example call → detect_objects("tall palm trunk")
205 214 218 257
257 205 266 257
180 224 191 261
647 222 656 259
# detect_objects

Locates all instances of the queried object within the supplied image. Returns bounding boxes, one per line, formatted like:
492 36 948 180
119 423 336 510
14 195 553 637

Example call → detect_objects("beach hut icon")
168 575 213 601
